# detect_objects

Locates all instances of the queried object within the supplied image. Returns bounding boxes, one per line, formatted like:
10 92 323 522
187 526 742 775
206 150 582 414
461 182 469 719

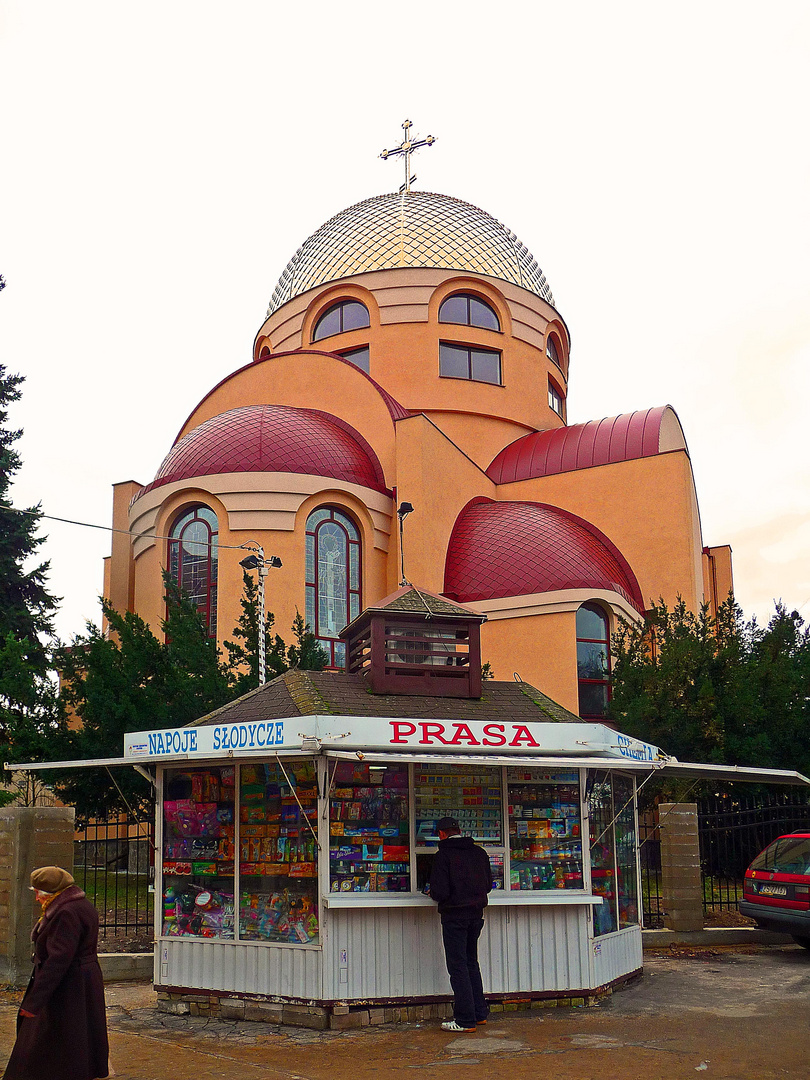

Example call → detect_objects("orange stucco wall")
496 451 705 611
480 609 580 715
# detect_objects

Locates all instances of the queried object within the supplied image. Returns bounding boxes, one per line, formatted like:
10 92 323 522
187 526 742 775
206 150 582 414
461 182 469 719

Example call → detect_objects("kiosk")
126 688 665 1012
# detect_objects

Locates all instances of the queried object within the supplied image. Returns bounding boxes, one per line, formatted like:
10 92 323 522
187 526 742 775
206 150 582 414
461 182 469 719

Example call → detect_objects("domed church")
104 131 732 721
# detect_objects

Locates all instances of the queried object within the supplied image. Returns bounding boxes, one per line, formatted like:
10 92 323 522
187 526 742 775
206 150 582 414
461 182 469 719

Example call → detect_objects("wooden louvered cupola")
340 586 486 698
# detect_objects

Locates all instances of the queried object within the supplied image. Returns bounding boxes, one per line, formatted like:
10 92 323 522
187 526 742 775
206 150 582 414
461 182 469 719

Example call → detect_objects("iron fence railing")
698 790 810 917
638 810 664 928
73 811 155 945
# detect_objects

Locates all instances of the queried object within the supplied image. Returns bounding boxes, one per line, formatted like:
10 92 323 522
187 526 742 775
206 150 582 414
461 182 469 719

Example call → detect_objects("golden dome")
267 191 555 315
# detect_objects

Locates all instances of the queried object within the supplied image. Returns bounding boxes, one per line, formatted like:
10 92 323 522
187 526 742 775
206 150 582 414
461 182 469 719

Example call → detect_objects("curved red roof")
444 499 644 611
487 406 685 484
138 404 389 498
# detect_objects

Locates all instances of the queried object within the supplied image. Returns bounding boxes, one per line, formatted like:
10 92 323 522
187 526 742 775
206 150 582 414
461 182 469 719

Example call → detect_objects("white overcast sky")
1 1 808 642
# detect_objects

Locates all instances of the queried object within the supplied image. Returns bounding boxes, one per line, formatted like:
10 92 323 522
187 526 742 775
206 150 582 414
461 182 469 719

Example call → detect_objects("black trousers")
440 910 488 1028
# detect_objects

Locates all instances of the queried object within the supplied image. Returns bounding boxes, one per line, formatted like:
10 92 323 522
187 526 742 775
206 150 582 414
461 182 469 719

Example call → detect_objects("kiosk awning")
322 750 810 786
6 752 809 787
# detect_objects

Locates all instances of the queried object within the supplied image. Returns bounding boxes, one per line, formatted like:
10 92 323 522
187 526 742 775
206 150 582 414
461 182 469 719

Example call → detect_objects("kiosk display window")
329 762 410 892
162 765 236 939
414 764 504 890
613 774 639 928
239 760 319 943
588 771 639 935
506 769 583 891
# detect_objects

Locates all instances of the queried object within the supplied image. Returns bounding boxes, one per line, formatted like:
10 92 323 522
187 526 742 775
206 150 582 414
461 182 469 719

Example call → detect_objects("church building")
104 127 732 720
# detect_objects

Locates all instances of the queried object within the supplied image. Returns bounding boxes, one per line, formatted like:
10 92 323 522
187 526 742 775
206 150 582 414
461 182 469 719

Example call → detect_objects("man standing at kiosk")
428 816 493 1033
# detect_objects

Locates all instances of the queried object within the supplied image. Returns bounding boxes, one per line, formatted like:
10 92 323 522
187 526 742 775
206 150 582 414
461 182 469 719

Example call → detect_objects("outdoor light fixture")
238 543 283 686
397 502 415 586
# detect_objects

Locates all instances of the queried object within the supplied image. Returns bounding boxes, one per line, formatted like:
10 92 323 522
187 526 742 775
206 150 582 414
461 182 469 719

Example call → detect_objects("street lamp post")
239 544 283 686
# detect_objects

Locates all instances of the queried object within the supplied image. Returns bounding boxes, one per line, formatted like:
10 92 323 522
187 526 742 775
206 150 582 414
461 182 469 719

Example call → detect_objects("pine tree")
223 571 288 696
286 609 329 671
609 597 810 778
0 365 58 655
0 364 67 800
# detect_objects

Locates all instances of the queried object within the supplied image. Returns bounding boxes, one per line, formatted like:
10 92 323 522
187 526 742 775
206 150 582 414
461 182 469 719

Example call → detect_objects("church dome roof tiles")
138 404 389 498
487 406 686 484
268 191 555 314
444 499 644 611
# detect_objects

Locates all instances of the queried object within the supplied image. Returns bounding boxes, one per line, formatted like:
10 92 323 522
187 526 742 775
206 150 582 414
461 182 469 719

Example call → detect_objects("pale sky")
1 0 808 642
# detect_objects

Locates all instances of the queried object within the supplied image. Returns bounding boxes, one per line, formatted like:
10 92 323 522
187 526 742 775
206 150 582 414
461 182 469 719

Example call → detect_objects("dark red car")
740 832 810 948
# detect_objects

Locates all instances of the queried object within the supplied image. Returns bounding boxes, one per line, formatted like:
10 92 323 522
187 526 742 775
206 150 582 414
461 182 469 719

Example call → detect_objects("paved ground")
1 944 808 1079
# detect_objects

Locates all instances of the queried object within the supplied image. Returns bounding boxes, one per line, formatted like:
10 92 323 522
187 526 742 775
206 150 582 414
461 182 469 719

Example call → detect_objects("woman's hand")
19 1008 36 1018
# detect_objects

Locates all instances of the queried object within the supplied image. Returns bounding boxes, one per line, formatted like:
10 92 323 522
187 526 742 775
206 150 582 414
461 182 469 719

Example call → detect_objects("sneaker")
476 1019 487 1025
441 1020 477 1033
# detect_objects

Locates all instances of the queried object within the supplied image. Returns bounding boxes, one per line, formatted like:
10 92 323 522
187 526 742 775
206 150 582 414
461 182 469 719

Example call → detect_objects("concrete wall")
658 802 704 932
0 806 75 986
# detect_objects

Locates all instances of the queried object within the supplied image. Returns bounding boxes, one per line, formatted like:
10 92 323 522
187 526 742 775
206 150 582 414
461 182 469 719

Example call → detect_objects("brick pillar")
0 807 76 985
658 802 704 932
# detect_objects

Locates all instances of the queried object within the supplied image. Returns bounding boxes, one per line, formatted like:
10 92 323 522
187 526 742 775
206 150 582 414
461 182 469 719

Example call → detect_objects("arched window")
576 603 611 719
312 300 370 342
439 293 500 331
305 507 362 668
258 345 271 359
168 506 218 638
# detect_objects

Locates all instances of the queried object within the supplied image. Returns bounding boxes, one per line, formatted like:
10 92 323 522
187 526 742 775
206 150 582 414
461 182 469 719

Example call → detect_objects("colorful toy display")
161 762 319 944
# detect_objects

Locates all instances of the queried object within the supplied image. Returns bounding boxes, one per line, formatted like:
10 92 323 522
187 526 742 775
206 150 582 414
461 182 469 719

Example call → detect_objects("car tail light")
796 885 809 896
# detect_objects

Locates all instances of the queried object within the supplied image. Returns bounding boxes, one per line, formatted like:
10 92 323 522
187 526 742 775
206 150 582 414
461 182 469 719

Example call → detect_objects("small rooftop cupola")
340 586 487 698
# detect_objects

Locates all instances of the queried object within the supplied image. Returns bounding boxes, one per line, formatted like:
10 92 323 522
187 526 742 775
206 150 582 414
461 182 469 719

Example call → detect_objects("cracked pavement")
1 945 808 1079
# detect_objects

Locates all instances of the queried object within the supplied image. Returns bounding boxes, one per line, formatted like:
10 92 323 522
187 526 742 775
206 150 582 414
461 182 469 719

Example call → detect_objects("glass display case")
161 760 320 944
239 760 319 944
162 765 236 939
588 771 639 935
506 768 583 891
414 764 504 891
613 774 639 928
329 761 410 892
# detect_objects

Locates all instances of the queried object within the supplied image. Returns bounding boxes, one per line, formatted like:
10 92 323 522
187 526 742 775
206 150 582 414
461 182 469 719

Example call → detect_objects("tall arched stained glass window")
576 603 611 719
168 506 219 639
305 507 361 669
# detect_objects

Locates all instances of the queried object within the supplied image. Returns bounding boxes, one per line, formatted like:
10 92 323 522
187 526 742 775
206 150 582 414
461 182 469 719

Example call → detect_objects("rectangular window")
238 760 319 944
329 762 410 893
439 342 501 385
162 765 236 940
339 346 370 373
506 768 583 891
548 380 563 416
414 764 504 891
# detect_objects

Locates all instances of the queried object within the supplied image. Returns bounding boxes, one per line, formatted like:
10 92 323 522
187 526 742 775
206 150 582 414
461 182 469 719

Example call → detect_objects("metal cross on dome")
380 120 436 193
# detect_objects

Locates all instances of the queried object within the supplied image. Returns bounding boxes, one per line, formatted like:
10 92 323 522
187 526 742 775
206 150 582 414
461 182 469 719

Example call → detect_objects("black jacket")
429 835 493 915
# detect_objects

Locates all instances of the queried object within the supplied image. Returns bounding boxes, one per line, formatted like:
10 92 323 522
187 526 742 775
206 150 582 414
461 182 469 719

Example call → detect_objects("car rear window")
750 836 810 874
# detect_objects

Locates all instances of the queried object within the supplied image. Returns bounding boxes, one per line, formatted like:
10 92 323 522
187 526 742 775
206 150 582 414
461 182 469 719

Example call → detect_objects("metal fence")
639 791 810 927
698 790 810 917
73 811 155 946
638 810 664 928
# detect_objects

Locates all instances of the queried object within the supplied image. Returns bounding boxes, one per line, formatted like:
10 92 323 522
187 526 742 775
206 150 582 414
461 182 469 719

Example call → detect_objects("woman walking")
3 866 110 1080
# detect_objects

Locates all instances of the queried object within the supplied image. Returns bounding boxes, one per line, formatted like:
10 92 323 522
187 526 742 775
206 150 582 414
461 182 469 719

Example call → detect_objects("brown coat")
3 885 109 1080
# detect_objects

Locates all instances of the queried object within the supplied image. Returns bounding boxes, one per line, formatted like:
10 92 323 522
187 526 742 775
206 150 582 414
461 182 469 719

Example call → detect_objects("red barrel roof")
444 499 644 610
487 406 682 484
139 404 388 497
